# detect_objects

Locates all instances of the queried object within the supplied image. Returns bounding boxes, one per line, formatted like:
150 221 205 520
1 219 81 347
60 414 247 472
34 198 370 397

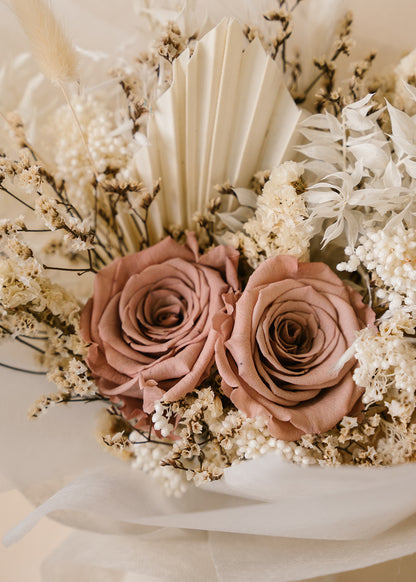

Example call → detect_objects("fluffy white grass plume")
11 0 79 84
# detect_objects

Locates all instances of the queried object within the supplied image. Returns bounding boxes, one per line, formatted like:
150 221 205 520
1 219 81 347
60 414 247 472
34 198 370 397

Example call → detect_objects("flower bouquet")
2 0 416 580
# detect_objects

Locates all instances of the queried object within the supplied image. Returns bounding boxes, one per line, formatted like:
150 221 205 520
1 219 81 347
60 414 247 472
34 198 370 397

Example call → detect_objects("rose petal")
216 255 375 440
80 235 240 426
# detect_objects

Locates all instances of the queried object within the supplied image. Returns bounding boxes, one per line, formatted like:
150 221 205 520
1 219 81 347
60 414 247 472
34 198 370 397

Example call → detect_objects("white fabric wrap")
3 352 416 580
4 460 416 581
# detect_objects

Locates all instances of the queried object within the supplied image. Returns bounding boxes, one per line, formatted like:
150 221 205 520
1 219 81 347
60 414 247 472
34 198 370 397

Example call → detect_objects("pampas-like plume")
11 0 79 84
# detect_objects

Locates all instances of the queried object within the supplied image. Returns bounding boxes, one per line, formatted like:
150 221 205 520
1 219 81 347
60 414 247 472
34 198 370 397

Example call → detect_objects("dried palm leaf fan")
135 18 301 242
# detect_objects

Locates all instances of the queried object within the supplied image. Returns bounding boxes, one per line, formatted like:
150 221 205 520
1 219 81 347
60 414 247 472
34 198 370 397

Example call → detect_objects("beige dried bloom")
18 165 41 193
225 162 311 268
35 196 65 230
5 112 27 147
0 217 26 239
157 23 187 63
28 391 68 418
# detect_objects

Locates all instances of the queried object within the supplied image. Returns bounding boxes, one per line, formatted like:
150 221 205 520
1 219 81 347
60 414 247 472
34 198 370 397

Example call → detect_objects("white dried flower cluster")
103 431 131 453
18 164 41 194
394 49 416 114
0 228 46 311
151 388 229 484
153 387 318 484
160 387 230 484
54 93 137 211
340 225 416 309
129 431 188 497
63 358 95 395
354 310 416 421
0 216 94 409
374 419 416 465
0 259 40 310
152 400 175 437
224 162 311 268
232 414 317 465
0 216 25 237
0 149 39 192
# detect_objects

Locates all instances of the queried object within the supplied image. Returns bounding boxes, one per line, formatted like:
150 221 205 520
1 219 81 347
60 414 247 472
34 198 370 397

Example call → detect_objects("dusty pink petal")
99 374 142 398
98 295 155 372
244 255 300 291
86 343 129 386
215 255 375 441
279 374 363 435
199 244 240 292
140 339 205 382
161 331 217 402
80 234 240 428
118 397 148 428
84 237 194 344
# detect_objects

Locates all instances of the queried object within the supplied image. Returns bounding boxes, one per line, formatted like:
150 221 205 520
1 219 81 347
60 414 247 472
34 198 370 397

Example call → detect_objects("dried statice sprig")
157 22 188 64
9 0 164 260
294 11 354 112
222 162 311 268
300 308 416 466
150 384 319 487
243 0 303 83
263 5 295 65
190 182 257 251
154 385 231 485
113 21 196 138
52 92 159 257
348 51 377 102
0 215 101 407
0 148 99 273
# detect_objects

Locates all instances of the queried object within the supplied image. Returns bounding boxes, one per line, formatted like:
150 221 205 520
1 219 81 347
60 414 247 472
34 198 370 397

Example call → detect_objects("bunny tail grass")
11 0 79 84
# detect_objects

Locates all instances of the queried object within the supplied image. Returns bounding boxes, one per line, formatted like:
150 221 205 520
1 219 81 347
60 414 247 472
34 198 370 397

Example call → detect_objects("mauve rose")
215 255 375 440
80 233 239 427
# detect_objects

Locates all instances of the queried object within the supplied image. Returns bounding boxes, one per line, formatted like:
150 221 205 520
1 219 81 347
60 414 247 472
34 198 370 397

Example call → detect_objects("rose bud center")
143 289 187 329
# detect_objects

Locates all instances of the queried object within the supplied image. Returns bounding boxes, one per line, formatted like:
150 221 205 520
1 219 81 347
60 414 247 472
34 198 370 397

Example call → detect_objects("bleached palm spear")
136 19 301 241
10 0 79 85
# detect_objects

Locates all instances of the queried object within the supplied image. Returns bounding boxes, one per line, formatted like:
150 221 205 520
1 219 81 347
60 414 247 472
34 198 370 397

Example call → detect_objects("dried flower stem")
0 362 46 375
43 264 97 274
1 186 35 211
0 326 46 355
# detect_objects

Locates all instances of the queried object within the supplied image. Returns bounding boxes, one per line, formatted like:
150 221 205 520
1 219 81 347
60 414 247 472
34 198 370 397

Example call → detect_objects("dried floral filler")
1 0 416 496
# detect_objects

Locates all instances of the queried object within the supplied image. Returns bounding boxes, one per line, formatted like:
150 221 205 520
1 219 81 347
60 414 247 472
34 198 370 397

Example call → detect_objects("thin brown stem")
43 264 97 274
0 362 46 375
1 186 35 211
0 326 47 355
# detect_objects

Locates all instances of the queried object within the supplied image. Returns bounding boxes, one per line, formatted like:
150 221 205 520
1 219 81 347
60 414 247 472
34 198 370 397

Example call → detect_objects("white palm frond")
135 18 300 241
